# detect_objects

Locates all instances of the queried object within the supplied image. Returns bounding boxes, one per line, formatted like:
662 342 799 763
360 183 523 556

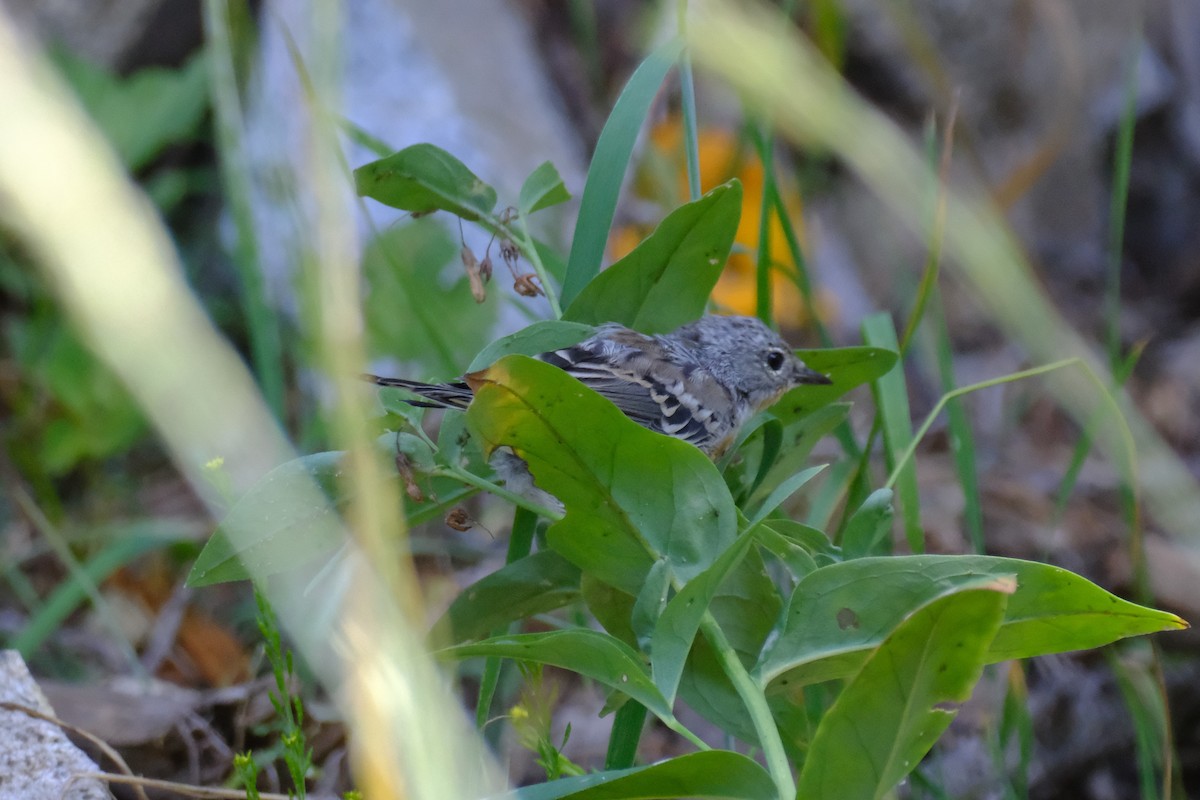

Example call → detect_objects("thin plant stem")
475 507 539 732
885 359 1135 492
700 612 794 799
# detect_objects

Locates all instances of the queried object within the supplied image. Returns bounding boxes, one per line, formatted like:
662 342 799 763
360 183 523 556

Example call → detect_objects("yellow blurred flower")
610 115 832 330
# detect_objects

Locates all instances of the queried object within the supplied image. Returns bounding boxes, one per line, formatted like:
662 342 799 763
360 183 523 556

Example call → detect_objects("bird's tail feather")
361 374 474 409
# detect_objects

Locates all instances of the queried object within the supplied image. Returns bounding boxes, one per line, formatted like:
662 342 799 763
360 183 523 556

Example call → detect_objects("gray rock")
0 650 111 800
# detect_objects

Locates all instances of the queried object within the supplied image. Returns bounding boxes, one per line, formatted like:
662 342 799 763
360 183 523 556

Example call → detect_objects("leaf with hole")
757 555 1188 689
796 578 1012 800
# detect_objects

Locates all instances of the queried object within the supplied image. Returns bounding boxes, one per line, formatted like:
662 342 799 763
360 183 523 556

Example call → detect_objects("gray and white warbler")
366 315 830 460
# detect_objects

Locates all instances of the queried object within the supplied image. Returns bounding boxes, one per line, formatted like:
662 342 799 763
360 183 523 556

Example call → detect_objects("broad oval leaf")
796 579 1012 800
839 488 894 559
186 452 347 587
563 180 743 334
519 160 571 215
757 554 1187 689
354 143 497 220
508 753 772 800
465 355 738 595
466 320 595 372
442 629 673 724
432 550 581 645
506 750 776 800
774 346 899 421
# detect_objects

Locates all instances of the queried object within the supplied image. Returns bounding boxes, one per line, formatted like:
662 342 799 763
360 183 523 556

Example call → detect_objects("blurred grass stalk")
0 6 501 798
687 0 1200 543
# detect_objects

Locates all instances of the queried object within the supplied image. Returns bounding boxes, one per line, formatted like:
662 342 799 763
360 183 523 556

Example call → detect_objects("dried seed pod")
513 273 543 298
444 507 474 532
461 245 487 303
394 452 425 502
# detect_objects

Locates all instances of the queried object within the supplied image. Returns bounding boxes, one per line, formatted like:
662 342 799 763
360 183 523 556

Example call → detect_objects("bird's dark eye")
766 350 787 372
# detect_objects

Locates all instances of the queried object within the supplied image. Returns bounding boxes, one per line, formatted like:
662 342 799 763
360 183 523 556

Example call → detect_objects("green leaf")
432 551 581 644
757 555 1188 689
443 629 674 723
466 320 595 372
465 355 737 596
354 143 498 221
758 518 840 566
562 39 683 307
737 403 844 513
796 579 1011 800
631 559 672 649
563 180 743 333
987 562 1189 661
672 546 785 746
519 161 572 215
54 50 210 171
581 575 639 649
506 750 776 800
650 531 758 706
186 452 346 587
753 522 820 578
15 320 147 474
839 488 894 559
363 219 497 377
773 346 900 421
743 464 826 530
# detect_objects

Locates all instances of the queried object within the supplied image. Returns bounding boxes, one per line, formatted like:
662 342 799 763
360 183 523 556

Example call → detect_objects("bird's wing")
538 345 719 451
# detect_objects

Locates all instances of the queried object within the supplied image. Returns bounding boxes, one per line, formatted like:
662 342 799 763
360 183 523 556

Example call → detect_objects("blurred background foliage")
2 0 1199 797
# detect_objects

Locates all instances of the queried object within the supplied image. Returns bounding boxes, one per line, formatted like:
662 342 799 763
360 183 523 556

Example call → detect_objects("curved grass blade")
561 39 683 307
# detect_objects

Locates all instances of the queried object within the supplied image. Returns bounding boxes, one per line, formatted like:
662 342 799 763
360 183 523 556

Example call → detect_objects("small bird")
365 315 830 459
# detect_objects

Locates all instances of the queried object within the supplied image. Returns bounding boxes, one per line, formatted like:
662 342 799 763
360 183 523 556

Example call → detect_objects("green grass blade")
751 126 774 325
202 0 286 420
604 700 648 770
13 532 176 657
474 506 541 731
1053 344 1143 522
677 2 702 202
862 312 922 552
561 39 683 307
1106 27 1140 371
766 169 830 345
1108 644 1168 800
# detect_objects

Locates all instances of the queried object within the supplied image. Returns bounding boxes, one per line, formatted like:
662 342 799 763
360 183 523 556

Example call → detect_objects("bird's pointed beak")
796 364 833 385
